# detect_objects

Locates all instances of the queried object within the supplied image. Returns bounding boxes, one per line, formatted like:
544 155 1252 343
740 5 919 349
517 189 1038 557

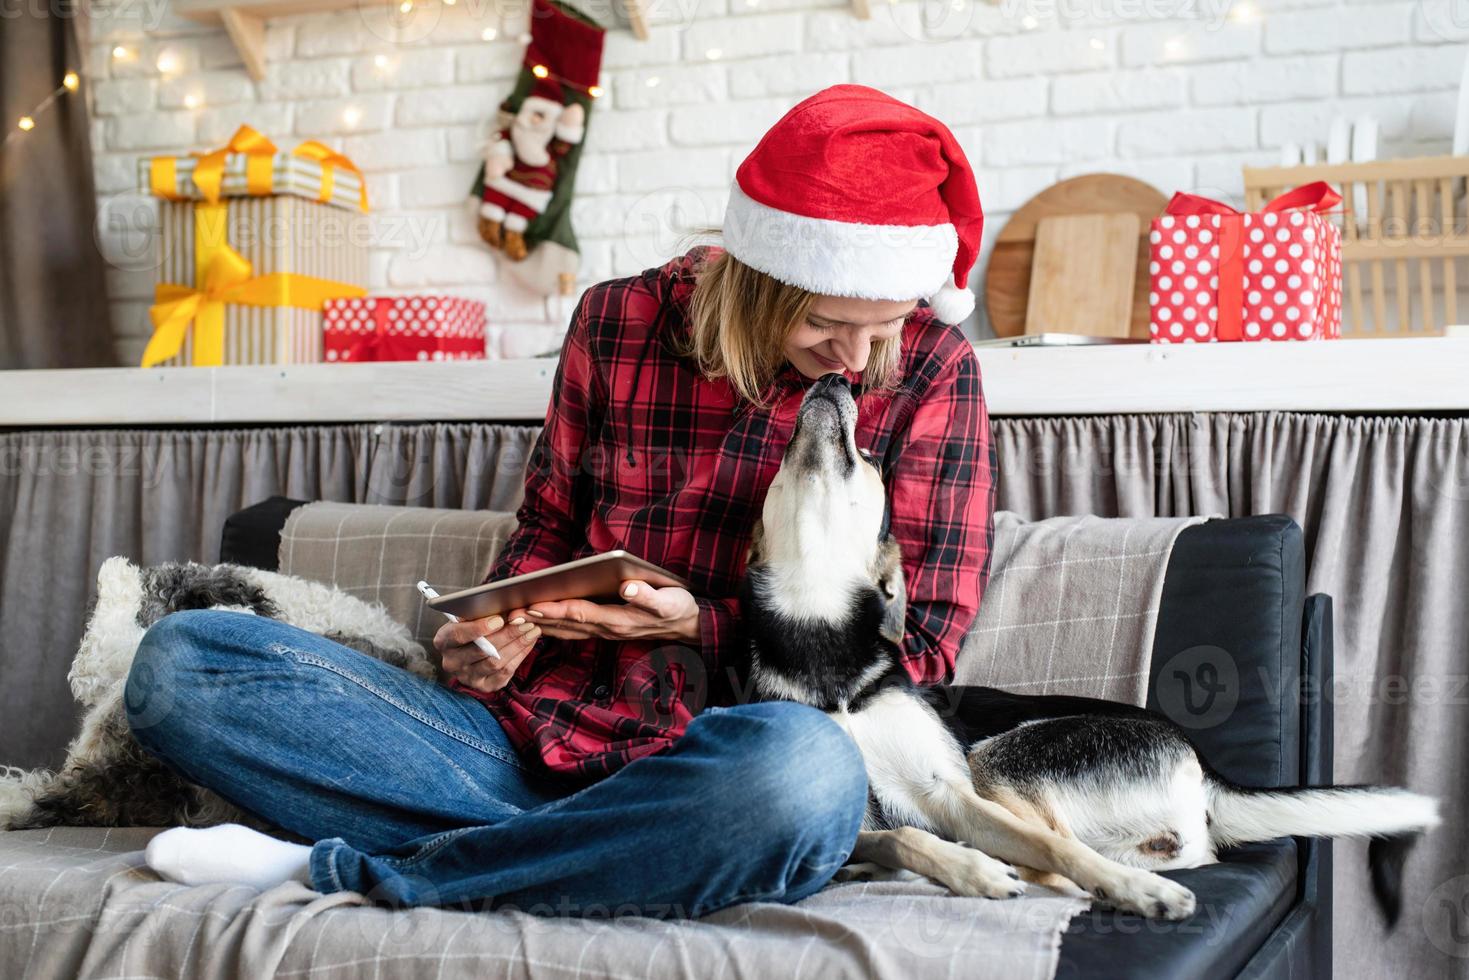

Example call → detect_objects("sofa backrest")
223 500 1312 791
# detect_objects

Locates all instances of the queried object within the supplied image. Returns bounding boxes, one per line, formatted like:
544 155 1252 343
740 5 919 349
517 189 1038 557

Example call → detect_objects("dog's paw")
940 848 1026 900
1091 869 1195 920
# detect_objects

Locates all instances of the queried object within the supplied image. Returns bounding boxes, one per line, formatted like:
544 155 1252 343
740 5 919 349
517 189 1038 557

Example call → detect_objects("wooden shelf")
176 0 359 81
2 338 1467 427
176 0 652 79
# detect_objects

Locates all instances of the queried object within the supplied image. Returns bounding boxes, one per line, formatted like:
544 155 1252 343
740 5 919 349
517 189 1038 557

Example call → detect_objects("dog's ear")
872 535 907 646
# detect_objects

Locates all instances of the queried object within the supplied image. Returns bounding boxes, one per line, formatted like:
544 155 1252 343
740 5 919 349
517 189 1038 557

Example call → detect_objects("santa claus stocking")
471 0 603 288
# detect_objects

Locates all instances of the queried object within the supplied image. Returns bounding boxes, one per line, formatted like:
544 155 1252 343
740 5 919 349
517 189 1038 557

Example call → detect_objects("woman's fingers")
618 579 661 612
443 617 542 693
433 615 504 653
441 621 533 674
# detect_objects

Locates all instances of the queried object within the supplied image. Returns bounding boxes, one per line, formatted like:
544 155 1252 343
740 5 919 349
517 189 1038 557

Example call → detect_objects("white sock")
145 823 313 891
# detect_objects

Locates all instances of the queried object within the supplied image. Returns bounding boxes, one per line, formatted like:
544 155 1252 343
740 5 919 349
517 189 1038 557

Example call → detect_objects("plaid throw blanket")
953 511 1207 705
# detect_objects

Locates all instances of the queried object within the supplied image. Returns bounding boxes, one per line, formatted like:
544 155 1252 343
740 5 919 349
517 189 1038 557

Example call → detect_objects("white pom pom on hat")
722 84 983 324
927 276 976 325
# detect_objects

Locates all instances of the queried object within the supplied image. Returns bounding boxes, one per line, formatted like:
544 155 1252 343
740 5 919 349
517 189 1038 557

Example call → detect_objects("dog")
740 371 1439 923
1 558 434 833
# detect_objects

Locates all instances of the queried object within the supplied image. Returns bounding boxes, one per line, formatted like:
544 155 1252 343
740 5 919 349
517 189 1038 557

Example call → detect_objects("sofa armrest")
1147 516 1333 979
220 496 309 571
1148 515 1306 789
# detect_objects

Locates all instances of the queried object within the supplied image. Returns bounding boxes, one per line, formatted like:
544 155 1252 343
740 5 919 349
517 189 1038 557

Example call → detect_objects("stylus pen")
417 581 501 661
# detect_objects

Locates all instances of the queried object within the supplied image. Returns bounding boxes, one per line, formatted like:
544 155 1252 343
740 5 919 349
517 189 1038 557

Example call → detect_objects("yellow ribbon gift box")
136 126 370 368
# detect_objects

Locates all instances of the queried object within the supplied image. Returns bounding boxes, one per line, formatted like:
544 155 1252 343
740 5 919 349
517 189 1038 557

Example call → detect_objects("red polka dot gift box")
1149 182 1343 343
322 295 487 362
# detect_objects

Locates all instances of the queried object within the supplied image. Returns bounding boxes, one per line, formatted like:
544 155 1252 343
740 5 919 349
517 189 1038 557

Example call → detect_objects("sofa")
0 502 1331 979
220 499 1332 979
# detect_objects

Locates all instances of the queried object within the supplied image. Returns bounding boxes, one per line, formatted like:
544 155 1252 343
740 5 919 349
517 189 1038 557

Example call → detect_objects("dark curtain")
0 3 115 368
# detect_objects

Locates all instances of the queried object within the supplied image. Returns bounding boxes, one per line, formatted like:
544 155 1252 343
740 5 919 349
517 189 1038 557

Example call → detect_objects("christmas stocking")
471 0 604 290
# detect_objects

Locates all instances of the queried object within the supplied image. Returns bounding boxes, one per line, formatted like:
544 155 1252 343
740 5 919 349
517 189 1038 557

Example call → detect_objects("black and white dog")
740 372 1439 922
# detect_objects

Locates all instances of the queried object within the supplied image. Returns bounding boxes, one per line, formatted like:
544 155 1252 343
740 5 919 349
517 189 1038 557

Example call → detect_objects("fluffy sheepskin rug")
0 557 435 833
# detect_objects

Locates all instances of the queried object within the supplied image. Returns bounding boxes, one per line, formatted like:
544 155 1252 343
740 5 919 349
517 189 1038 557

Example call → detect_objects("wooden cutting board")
1024 212 1140 336
985 174 1168 338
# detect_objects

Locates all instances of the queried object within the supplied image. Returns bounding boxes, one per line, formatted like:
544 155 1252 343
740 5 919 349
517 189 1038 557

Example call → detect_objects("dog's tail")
1206 779 1439 927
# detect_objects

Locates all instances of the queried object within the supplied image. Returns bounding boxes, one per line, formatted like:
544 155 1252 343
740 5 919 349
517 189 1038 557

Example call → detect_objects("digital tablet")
423 551 691 621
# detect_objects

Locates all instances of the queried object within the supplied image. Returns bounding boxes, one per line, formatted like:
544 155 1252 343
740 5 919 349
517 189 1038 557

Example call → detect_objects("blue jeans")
124 609 867 918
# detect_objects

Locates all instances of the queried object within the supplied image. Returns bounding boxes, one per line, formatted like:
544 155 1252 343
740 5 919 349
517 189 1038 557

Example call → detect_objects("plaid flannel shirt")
449 246 996 782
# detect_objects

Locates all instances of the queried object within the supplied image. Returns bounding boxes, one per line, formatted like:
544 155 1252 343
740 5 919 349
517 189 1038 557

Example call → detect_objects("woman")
130 85 996 918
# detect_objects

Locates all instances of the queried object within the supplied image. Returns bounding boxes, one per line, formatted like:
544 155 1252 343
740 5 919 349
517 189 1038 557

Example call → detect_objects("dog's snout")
802 372 855 412
816 372 851 393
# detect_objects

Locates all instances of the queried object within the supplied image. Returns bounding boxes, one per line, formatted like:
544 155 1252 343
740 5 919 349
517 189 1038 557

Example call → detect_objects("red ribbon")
341 303 390 362
1163 181 1341 341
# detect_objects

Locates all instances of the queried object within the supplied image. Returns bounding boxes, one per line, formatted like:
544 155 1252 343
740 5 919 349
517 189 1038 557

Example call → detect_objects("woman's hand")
434 614 541 694
525 580 701 645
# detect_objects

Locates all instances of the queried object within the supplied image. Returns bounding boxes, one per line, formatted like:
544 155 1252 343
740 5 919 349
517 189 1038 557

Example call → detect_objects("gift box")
137 126 369 367
323 296 487 362
1149 182 1343 343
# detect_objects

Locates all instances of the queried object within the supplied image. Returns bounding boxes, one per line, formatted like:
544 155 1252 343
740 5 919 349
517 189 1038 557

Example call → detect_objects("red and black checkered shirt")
448 246 996 782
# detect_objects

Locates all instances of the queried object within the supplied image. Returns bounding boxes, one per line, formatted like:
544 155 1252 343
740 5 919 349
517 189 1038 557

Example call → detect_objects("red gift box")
323 295 486 362
1149 182 1343 343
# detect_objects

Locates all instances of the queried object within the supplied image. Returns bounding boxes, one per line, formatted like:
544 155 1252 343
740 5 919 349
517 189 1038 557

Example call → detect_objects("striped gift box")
152 196 368 367
136 153 365 213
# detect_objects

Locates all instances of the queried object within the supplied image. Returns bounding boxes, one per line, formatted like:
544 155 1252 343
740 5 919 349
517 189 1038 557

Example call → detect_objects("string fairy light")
5 67 82 147
1229 1 1258 24
525 61 604 99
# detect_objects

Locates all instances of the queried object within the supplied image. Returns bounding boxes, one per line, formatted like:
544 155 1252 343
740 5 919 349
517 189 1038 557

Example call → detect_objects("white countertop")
2 337 1466 426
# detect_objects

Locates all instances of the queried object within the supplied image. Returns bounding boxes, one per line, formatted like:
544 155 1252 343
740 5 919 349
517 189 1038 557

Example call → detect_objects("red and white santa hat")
723 85 984 325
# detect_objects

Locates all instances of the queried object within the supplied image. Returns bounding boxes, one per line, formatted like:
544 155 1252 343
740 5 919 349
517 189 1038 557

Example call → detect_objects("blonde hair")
680 248 905 406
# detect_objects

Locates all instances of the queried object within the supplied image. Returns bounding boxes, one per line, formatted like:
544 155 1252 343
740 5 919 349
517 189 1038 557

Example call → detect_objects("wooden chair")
1243 157 1469 337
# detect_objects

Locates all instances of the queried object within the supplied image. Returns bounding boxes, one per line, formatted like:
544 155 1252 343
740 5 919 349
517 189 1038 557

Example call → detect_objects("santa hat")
722 85 983 324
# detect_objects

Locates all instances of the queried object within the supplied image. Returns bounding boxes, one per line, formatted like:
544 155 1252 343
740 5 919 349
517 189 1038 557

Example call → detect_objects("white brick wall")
85 0 1466 362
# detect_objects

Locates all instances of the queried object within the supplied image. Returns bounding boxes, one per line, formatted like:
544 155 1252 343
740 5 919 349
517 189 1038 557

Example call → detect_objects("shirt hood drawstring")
624 330 654 469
